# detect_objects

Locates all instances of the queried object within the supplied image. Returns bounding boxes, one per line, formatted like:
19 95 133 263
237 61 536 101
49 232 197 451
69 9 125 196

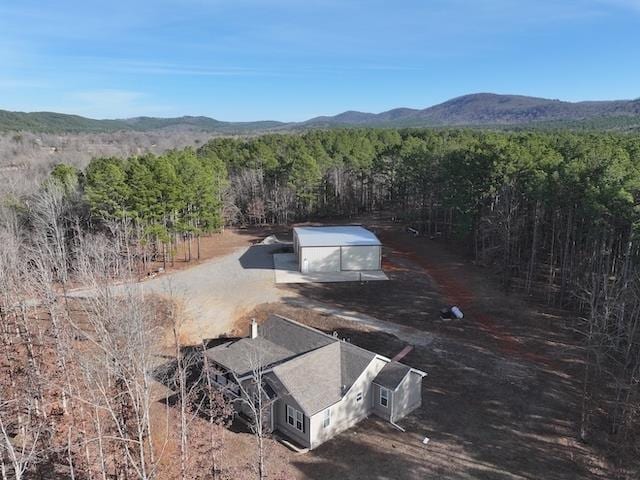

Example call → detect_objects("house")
205 314 426 450
292 225 382 274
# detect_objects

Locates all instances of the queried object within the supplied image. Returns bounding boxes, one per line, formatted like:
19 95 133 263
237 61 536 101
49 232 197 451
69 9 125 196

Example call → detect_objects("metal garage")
293 226 382 274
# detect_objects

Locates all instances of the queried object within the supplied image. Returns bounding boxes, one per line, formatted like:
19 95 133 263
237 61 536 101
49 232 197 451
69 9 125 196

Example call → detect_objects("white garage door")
341 246 381 271
301 246 341 273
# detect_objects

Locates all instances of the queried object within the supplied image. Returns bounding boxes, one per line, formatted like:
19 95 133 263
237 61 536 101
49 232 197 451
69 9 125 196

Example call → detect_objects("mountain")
304 93 640 127
2 93 640 133
0 110 286 133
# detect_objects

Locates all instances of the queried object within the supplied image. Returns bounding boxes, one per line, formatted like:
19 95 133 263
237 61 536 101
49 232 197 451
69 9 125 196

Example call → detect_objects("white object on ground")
261 234 283 245
422 437 430 445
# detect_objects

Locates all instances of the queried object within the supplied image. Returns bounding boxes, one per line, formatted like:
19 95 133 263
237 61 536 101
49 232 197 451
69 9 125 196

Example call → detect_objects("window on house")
286 405 304 432
380 387 389 408
356 392 363 402
322 408 331 428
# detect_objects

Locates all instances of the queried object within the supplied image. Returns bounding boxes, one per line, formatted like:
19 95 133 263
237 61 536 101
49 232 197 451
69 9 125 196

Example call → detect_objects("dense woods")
1 127 640 476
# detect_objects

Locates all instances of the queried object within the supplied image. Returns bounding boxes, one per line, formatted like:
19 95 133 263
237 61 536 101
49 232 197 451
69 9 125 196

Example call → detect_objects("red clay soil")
381 232 558 369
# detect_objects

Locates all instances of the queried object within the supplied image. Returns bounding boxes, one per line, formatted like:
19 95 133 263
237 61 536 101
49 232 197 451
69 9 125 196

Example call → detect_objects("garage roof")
294 226 381 247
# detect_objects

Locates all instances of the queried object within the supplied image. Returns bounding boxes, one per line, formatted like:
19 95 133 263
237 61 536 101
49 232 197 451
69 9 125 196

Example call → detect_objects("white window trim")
322 408 331 428
380 387 389 408
286 405 304 432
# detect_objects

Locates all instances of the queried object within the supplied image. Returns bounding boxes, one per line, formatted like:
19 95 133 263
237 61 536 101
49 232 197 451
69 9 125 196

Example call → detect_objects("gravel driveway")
147 243 289 343
70 243 290 345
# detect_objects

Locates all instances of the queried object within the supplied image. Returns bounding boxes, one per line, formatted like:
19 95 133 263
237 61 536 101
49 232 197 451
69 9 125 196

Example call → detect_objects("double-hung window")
322 408 331 428
286 405 304 432
380 387 389 408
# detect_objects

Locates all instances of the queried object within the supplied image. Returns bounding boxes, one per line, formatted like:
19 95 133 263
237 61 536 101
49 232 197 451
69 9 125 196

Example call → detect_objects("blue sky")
1 0 639 121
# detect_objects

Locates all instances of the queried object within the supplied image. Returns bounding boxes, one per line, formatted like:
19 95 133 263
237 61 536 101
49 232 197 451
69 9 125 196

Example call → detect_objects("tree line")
50 148 226 271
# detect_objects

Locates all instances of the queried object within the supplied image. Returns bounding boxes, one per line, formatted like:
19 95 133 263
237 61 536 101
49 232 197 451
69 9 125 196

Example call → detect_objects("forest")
1 127 639 477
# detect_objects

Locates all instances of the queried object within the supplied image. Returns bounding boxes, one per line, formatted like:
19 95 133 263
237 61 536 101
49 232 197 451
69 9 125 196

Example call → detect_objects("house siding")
234 379 274 433
309 357 386 450
392 371 423 421
371 383 392 421
273 398 311 448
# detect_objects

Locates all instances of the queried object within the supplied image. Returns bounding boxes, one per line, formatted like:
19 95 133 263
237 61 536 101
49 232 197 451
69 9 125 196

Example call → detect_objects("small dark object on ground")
440 305 464 320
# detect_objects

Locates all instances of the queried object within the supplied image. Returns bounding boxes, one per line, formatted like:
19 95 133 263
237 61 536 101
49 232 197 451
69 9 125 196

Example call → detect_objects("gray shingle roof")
272 342 343 416
205 337 293 377
205 314 334 377
259 315 334 355
373 361 411 390
340 343 376 393
269 341 376 416
205 315 411 416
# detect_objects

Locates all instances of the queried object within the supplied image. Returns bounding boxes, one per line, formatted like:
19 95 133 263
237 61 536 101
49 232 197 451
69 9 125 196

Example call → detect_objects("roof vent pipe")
251 319 258 339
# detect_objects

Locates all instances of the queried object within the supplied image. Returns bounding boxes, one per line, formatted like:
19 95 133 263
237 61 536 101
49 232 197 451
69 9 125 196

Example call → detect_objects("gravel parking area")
140 243 288 344
69 241 291 345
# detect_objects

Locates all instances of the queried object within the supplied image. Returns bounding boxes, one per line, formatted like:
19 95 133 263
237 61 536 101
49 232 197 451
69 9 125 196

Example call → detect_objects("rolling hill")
303 93 640 128
0 110 286 134
2 93 640 133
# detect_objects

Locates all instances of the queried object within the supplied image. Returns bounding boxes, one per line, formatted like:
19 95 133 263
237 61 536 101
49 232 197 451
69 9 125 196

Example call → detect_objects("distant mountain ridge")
0 110 286 134
2 93 640 133
303 93 640 127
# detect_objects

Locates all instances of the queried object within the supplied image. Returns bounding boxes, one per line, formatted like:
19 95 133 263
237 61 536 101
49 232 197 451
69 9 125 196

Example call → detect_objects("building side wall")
293 230 299 254
309 357 386 449
371 383 392 421
234 379 274 433
273 397 311 448
392 372 423 421
300 246 341 273
340 245 382 271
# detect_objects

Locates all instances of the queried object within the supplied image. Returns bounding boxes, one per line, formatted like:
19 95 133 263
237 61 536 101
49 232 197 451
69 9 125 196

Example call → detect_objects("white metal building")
293 226 382 274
